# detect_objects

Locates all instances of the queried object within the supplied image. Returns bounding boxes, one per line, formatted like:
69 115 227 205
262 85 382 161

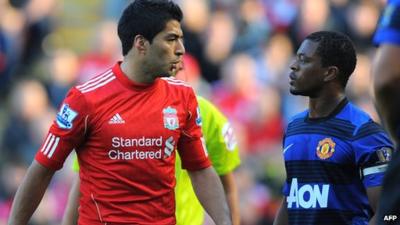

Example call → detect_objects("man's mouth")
170 61 182 75
289 72 296 85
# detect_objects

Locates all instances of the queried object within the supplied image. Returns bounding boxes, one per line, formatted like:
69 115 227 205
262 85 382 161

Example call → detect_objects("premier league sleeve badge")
56 104 78 129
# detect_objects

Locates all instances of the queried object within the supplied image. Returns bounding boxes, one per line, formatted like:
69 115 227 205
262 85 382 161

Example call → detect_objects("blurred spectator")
0 162 26 225
346 1 380 49
0 1 26 96
347 53 379 121
213 53 261 125
175 54 212 97
262 0 299 32
205 10 235 65
47 49 79 107
244 86 283 153
213 53 283 154
347 53 373 104
288 0 350 48
77 20 121 83
21 0 56 69
179 0 221 83
232 0 270 54
0 27 11 97
2 79 55 164
255 33 294 85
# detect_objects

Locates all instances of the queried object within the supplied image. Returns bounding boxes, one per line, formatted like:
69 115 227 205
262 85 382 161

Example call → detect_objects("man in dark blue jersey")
273 31 394 225
372 0 400 224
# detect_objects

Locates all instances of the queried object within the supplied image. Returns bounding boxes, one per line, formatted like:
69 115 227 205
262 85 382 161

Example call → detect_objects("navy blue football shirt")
282 99 393 225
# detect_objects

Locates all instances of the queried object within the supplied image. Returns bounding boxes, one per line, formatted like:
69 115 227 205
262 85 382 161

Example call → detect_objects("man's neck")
120 58 155 84
308 92 346 119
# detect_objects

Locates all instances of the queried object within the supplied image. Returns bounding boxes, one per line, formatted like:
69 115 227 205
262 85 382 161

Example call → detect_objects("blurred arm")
220 173 240 225
273 198 288 225
61 175 80 225
372 44 400 147
8 160 55 225
367 186 381 225
189 166 232 225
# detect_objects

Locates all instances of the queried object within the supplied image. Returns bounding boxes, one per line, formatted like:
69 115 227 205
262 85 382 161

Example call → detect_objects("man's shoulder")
159 78 196 104
160 77 193 91
337 102 373 127
74 68 118 96
287 110 308 124
341 102 388 139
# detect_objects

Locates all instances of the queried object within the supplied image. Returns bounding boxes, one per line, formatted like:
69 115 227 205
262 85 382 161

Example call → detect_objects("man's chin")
158 72 172 78
290 89 307 96
289 88 300 96
290 89 318 98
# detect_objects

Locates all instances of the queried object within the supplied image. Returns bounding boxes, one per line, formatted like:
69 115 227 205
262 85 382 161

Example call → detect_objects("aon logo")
287 178 329 209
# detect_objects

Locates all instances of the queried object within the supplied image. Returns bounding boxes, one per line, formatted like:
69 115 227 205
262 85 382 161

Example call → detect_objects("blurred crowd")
0 0 387 224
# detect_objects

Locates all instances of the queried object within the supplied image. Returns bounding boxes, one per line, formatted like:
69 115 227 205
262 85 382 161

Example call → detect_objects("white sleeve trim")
362 164 388 176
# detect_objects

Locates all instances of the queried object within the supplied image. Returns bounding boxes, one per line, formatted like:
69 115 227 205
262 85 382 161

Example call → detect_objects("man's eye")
298 56 306 62
167 36 178 41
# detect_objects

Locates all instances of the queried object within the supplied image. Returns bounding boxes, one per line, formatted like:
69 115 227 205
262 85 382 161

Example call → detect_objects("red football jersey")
35 62 211 225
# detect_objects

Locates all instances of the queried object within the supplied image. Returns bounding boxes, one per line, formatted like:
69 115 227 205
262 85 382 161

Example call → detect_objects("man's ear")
133 35 148 54
324 66 339 82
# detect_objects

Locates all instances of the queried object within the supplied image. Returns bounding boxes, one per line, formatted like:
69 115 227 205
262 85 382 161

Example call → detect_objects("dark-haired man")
8 1 232 225
273 31 393 225
372 0 400 224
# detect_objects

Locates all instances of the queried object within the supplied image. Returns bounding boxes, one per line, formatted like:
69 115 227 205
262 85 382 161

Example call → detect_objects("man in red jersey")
8 1 232 225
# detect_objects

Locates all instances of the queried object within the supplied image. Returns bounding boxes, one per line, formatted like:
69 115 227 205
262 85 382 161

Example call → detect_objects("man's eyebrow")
166 34 178 38
166 32 182 38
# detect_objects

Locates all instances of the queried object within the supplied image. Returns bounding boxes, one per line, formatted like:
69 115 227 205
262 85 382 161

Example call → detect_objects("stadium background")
0 0 386 224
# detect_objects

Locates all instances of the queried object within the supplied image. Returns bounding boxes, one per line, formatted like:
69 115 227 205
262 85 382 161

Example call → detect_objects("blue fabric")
282 100 393 225
373 0 400 45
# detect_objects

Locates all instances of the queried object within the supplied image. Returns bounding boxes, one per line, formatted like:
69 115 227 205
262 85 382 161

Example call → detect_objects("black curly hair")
118 0 183 56
305 31 357 88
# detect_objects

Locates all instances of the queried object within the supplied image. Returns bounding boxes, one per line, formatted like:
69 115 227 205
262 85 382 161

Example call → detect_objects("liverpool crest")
163 106 179 130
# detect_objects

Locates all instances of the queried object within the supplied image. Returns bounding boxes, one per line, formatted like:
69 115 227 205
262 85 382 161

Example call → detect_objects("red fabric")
35 62 210 224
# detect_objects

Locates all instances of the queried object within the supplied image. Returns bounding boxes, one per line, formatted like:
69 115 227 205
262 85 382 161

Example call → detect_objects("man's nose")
289 60 298 71
176 39 185 56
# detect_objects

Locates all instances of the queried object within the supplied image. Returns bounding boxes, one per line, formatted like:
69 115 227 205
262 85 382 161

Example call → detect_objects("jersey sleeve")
177 90 211 171
35 87 90 170
197 96 240 175
281 131 290 195
353 121 394 188
373 0 400 45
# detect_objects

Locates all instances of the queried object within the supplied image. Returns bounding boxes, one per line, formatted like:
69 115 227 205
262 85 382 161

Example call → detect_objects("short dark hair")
305 31 357 88
118 0 183 56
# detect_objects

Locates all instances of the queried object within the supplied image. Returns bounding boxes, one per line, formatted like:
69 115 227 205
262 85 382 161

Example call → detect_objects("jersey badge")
316 137 335 160
222 122 237 151
56 104 78 129
196 106 202 126
163 106 179 130
376 147 392 163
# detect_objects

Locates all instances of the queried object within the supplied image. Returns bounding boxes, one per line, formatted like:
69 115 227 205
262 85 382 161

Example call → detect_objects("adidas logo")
109 113 125 124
